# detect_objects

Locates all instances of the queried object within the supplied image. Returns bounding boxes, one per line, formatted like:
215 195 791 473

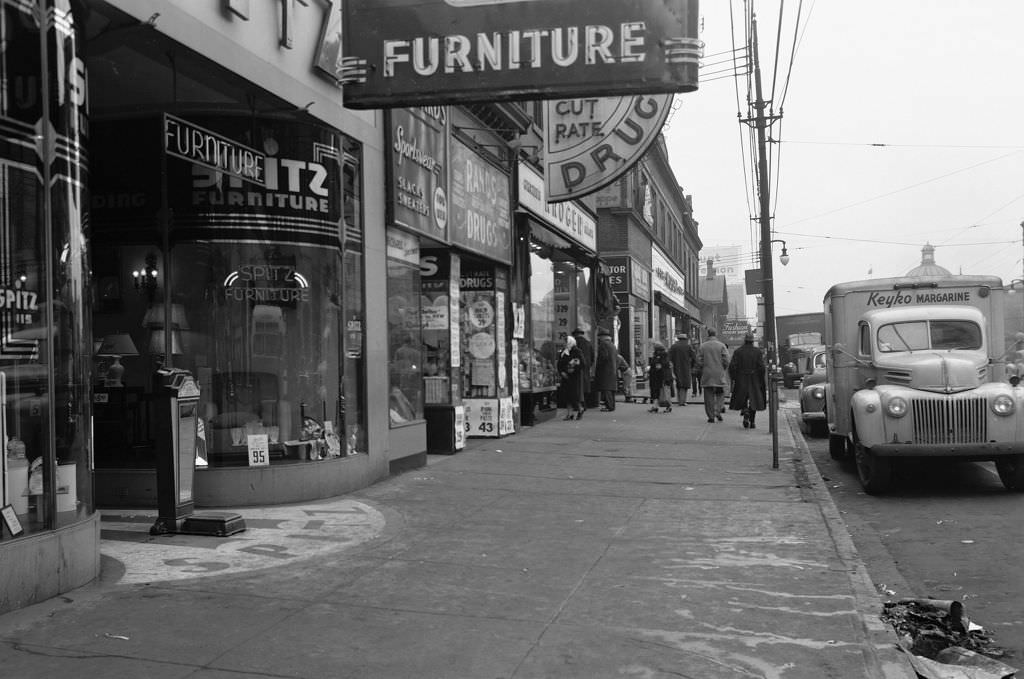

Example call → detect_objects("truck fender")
849 389 885 448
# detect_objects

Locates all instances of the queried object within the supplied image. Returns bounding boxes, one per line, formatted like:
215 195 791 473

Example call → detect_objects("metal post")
751 17 780 468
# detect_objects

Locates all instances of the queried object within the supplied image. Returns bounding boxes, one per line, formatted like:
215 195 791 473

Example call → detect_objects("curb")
782 410 918 679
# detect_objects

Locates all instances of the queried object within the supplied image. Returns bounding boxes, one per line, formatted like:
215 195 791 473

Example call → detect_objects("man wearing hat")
728 332 767 428
594 328 618 411
571 328 595 410
668 331 694 407
697 329 730 422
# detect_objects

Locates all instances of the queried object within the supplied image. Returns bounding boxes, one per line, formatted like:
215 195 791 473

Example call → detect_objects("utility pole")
747 15 782 468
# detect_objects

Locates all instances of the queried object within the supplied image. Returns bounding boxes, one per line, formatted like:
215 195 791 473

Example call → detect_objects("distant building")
906 243 952 277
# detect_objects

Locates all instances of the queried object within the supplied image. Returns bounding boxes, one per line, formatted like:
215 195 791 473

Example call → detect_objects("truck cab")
825 275 1024 493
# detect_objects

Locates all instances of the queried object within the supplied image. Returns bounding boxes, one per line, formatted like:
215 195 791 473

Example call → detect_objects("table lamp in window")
96 332 139 387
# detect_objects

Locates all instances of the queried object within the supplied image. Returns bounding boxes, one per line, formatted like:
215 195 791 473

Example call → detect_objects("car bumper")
801 411 826 423
871 442 1024 459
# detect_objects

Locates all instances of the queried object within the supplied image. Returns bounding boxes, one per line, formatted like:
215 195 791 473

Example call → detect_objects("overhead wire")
730 0 754 220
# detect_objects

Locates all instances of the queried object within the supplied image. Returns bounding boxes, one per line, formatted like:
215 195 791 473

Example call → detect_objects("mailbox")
150 368 245 536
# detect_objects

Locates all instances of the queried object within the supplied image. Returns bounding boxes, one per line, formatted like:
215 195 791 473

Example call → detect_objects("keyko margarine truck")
824 274 1024 494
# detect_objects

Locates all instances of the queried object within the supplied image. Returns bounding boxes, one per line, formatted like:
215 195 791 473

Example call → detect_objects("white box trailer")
823 274 1024 493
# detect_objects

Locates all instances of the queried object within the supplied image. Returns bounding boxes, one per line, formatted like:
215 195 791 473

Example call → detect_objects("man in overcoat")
728 332 767 428
667 332 694 407
697 329 730 423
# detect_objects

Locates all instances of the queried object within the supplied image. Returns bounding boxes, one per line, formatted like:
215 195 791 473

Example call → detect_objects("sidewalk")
0 398 916 678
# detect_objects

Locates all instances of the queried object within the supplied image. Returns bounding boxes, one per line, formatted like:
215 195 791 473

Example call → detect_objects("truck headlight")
810 386 825 400
992 394 1015 416
886 396 908 418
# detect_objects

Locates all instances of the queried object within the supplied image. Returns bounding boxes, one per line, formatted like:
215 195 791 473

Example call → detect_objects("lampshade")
96 332 139 357
142 303 190 329
148 329 184 355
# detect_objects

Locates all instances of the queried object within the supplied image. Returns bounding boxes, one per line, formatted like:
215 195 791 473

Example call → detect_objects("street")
792 399 1024 662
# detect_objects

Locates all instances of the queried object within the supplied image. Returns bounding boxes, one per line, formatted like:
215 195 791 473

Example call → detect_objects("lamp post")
762 239 790 469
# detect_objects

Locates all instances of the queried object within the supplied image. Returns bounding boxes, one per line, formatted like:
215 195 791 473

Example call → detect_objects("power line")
777 0 811 111
773 230 1016 247
776 150 1024 228
781 140 1024 149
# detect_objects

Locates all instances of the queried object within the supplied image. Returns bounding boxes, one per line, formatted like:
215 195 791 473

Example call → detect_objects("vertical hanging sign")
386 107 449 240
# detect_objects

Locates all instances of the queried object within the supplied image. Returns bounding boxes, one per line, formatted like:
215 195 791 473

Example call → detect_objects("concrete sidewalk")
0 399 916 678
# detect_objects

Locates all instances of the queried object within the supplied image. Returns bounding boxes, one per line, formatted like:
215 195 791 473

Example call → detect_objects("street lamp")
770 239 790 266
760 238 793 470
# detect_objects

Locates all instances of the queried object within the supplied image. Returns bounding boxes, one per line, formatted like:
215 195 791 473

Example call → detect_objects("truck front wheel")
996 456 1024 491
855 442 892 494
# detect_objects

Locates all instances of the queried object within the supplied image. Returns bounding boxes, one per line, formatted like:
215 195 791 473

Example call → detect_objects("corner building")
0 0 397 614
0 0 608 614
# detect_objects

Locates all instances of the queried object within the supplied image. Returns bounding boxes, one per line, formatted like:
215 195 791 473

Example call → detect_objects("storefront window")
90 115 364 468
420 251 453 405
2 1 92 535
461 262 508 399
387 230 424 426
524 250 559 391
170 241 346 465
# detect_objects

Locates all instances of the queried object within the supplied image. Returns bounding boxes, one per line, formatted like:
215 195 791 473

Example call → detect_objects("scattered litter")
104 633 130 641
495 449 502 453
877 583 897 596
961 540 975 545
883 599 1015 679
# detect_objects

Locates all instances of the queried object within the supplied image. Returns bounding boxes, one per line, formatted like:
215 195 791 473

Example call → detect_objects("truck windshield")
877 320 982 353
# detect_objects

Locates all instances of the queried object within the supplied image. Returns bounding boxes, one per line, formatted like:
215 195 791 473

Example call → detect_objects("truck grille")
911 398 987 444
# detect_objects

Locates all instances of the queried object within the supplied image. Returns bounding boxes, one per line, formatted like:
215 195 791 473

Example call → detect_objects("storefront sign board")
387 107 449 240
341 0 699 109
652 246 686 309
164 114 265 187
464 398 500 438
543 95 673 202
602 256 630 294
386 228 420 265
517 163 596 251
449 139 512 264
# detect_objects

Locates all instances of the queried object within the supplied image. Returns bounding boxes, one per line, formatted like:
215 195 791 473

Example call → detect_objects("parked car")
798 348 828 438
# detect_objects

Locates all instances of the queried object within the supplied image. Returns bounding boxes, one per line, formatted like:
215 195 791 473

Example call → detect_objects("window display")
2 0 91 535
90 116 365 468
523 249 559 392
420 251 454 405
461 264 512 401
387 229 424 425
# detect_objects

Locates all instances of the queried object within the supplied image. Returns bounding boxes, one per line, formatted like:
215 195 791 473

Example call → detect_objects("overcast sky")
663 1 1024 318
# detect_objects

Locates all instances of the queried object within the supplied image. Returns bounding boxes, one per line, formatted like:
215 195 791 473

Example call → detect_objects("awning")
654 292 698 319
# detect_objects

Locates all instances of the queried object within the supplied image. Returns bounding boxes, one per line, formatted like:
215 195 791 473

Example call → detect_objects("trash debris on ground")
882 598 1017 679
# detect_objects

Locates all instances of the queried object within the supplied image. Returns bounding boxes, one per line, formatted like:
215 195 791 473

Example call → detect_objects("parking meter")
150 368 245 536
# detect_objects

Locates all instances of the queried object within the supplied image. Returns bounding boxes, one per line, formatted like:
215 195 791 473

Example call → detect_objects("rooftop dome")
906 243 952 277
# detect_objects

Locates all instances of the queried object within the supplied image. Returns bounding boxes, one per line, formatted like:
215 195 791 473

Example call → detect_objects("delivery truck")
776 312 825 387
823 275 1024 493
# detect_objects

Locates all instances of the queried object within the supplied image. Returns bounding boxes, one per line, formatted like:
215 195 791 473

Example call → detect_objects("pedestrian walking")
728 332 767 428
697 329 729 422
571 328 595 411
668 332 694 406
617 352 633 401
647 342 675 413
557 336 584 421
594 329 619 411
690 336 702 398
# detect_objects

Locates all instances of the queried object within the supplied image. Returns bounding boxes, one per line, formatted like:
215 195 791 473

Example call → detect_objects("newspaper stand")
150 368 245 536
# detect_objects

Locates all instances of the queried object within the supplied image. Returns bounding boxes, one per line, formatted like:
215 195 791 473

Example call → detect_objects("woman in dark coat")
647 343 675 413
728 332 767 428
557 335 585 420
